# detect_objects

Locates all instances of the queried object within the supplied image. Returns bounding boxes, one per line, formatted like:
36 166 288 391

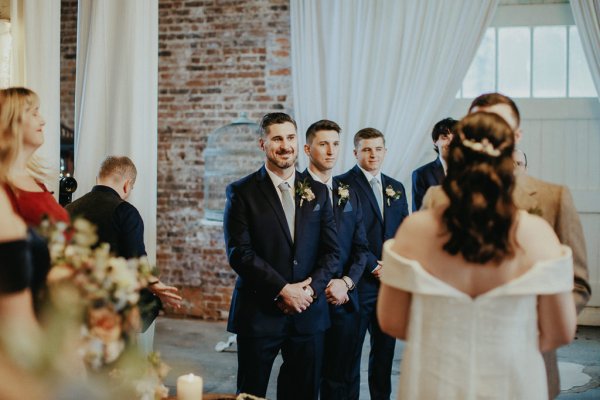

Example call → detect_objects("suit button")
293 260 298 266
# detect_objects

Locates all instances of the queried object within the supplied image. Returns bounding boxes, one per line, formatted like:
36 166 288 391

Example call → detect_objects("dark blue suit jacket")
337 165 408 292
411 157 444 211
303 171 370 312
224 166 339 337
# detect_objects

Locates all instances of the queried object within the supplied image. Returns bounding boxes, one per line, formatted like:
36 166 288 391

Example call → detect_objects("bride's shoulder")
516 211 563 262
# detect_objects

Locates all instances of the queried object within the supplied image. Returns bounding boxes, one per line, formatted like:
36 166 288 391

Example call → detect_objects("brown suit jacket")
421 173 591 399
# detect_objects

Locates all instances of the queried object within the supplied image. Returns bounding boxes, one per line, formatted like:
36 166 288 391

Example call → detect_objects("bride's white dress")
381 240 573 400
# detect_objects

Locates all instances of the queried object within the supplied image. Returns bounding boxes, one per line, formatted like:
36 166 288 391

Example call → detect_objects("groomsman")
422 93 591 399
223 112 339 399
338 128 409 400
301 120 370 399
411 118 456 211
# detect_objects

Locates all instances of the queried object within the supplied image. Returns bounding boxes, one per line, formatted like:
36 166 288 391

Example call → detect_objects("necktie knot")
279 182 291 192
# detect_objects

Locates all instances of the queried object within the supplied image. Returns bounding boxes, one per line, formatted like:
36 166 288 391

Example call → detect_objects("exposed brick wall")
58 0 292 320
157 0 293 319
60 0 77 131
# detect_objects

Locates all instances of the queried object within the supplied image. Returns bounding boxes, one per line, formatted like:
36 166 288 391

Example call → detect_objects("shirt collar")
265 164 296 190
358 165 382 185
307 167 332 190
439 155 448 175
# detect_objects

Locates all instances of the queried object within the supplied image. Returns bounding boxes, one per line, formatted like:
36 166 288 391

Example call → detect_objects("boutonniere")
296 179 315 207
527 206 543 217
337 183 350 206
385 185 401 206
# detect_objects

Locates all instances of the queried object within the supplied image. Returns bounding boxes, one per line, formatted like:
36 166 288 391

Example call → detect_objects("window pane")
498 27 531 97
462 28 495 98
533 26 566 97
569 26 598 98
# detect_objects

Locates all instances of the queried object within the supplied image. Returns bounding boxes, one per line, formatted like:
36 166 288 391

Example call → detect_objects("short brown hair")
305 119 341 144
98 156 137 184
353 127 385 149
260 112 297 136
469 93 520 128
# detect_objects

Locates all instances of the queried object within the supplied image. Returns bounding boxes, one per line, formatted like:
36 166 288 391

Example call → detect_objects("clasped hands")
277 277 314 315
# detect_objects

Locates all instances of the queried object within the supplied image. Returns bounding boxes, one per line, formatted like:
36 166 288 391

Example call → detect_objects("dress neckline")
383 241 572 301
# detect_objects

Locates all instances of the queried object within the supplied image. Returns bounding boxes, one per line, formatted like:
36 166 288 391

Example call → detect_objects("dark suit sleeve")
308 188 340 296
556 187 591 313
346 194 369 285
224 183 288 300
412 169 425 212
114 202 146 258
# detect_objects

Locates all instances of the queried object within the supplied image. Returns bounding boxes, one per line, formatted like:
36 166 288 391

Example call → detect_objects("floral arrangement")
38 218 169 399
385 185 401 206
296 179 315 207
337 182 350 206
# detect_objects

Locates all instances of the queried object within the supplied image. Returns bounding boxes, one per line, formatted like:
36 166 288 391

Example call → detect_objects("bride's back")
392 206 562 298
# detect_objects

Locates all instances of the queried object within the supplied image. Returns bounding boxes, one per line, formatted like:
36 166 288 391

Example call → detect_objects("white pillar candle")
177 373 203 400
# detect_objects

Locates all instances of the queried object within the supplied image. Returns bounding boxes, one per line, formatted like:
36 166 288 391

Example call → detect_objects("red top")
5 182 70 227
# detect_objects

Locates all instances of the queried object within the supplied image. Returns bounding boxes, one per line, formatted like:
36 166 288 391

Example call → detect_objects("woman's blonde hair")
0 87 51 184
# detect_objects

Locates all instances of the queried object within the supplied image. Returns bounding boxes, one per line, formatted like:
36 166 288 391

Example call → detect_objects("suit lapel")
351 165 383 225
256 166 293 246
433 158 445 184
332 179 342 227
514 174 539 213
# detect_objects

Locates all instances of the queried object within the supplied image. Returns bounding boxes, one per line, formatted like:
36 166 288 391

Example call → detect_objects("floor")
154 317 600 399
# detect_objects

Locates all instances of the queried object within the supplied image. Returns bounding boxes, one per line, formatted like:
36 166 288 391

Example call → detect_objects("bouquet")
38 218 169 398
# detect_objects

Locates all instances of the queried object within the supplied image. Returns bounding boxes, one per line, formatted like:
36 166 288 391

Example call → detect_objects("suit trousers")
236 327 324 400
321 304 361 400
351 283 396 400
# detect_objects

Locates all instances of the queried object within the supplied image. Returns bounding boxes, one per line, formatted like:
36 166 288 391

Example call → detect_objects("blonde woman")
1 87 69 226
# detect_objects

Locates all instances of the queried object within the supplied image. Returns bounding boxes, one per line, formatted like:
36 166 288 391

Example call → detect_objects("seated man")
66 156 181 350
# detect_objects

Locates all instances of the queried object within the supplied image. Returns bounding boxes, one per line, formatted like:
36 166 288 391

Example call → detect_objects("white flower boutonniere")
337 183 350 206
385 185 401 206
296 179 315 207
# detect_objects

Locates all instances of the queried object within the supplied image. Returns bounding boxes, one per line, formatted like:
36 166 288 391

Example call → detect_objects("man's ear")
259 137 265 151
353 148 358 159
514 127 523 143
304 143 311 156
123 179 132 195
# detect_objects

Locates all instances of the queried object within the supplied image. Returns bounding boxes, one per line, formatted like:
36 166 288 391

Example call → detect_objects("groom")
223 112 339 399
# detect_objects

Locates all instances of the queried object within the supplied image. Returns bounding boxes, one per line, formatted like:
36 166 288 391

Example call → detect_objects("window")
458 25 597 99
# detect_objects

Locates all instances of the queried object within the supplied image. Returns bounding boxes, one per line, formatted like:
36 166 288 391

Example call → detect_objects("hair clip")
461 137 501 157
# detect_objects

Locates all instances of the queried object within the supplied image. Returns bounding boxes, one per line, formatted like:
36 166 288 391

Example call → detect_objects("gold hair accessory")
460 136 501 157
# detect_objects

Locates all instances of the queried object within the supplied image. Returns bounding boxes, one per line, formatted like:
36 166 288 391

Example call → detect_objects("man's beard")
268 151 297 169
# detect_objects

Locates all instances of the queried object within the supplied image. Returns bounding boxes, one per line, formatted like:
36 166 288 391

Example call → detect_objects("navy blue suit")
301 172 370 399
411 157 444 211
337 165 409 400
224 166 339 399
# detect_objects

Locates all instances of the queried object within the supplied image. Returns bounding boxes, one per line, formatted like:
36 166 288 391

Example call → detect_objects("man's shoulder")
412 159 438 176
227 169 263 192
336 165 360 181
382 173 404 188
516 174 566 201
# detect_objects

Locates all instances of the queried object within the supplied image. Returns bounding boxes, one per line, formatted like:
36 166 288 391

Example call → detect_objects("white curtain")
74 0 158 263
570 0 600 99
291 0 499 189
10 0 61 195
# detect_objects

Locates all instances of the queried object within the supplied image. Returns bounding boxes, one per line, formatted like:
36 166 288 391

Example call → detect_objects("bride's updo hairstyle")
442 112 517 264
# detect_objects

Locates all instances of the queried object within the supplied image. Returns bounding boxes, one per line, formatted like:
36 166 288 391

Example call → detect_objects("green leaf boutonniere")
296 179 315 207
337 183 350 206
385 185 401 206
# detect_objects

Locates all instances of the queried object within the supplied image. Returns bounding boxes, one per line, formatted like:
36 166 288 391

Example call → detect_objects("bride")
377 112 576 399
